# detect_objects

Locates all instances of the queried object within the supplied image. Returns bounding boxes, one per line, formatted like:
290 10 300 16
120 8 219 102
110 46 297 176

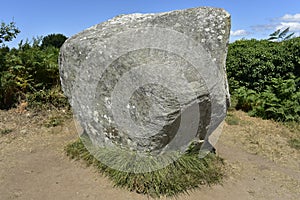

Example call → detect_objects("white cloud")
239 13 300 40
251 13 300 32
276 22 300 31
230 29 249 36
251 13 300 38
275 13 300 37
281 13 300 22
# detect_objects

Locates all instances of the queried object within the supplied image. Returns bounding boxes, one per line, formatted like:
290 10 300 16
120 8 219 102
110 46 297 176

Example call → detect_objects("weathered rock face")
59 7 231 155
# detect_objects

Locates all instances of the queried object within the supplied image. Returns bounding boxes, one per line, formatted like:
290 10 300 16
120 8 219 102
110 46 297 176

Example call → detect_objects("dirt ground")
0 109 299 200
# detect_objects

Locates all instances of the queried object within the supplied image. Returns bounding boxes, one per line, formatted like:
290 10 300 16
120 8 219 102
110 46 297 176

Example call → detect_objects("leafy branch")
0 20 20 45
268 27 294 42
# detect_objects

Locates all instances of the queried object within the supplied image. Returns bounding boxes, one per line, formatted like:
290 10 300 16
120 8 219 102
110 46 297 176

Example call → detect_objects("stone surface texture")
59 7 231 154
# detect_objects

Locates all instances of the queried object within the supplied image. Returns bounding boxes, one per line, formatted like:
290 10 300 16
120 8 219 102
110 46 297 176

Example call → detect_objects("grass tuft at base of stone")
65 139 224 198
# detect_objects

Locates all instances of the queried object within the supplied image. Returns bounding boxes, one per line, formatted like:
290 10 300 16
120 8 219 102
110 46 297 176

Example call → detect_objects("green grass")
225 113 240 125
65 138 224 198
283 121 300 133
289 138 300 150
283 121 300 150
0 128 13 135
43 109 72 128
44 115 64 127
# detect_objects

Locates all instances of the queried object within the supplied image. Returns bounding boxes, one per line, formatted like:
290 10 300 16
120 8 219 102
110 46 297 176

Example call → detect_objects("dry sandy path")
0 110 299 200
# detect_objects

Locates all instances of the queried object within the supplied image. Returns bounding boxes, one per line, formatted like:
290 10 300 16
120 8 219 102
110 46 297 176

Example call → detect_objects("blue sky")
2 0 300 47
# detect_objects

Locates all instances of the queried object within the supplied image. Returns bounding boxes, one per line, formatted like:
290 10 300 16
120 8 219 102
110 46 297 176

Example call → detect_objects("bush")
26 86 69 109
41 33 67 49
233 78 300 122
227 37 300 122
226 39 296 92
0 39 65 109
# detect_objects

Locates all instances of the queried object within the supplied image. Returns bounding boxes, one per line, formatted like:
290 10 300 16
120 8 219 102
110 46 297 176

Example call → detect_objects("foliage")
227 37 300 122
288 138 300 150
233 78 300 122
268 27 295 42
65 138 224 198
226 38 297 92
26 86 69 109
41 33 67 49
0 21 20 45
0 38 67 109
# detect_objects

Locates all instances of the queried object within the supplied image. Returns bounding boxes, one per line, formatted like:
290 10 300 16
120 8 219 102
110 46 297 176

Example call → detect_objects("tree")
41 33 67 48
0 21 20 45
268 27 294 42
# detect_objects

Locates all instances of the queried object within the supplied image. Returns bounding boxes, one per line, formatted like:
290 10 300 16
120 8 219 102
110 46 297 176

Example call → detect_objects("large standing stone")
59 7 230 162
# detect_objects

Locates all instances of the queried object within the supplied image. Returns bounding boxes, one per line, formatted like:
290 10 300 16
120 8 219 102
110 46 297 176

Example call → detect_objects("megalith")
59 7 231 172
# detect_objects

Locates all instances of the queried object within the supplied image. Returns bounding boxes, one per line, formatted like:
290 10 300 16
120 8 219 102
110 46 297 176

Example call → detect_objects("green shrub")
0 39 63 109
41 33 67 49
233 87 258 112
26 86 69 109
227 37 300 122
232 78 300 122
226 39 296 93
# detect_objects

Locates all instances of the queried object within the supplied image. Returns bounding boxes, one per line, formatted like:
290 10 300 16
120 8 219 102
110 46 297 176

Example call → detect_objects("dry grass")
223 110 300 170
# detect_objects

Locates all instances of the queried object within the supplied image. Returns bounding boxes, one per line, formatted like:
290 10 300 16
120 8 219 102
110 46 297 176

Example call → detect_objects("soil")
0 109 299 200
